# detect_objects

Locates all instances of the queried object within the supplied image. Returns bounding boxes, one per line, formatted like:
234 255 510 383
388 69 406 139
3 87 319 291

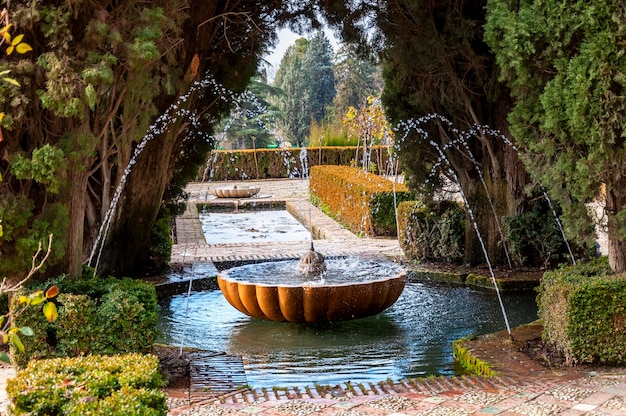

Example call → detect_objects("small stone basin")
217 258 407 323
210 185 261 198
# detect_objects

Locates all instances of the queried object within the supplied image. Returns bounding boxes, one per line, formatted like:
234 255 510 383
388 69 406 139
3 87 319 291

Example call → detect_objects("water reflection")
158 280 537 388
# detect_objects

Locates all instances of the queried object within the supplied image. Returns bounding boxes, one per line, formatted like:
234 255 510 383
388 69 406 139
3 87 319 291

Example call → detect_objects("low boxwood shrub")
309 165 412 236
11 271 159 367
537 258 626 365
7 353 166 415
398 200 465 263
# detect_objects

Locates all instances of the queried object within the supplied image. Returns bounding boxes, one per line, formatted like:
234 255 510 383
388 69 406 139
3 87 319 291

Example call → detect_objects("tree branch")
0 234 53 294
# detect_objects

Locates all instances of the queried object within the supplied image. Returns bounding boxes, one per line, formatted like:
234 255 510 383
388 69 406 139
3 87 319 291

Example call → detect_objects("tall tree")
0 0 328 278
273 38 310 146
375 0 533 266
273 31 336 146
485 0 626 273
304 31 336 124
218 75 281 150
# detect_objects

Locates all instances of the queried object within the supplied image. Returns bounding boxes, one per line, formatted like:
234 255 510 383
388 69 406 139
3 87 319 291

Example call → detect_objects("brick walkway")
167 179 626 415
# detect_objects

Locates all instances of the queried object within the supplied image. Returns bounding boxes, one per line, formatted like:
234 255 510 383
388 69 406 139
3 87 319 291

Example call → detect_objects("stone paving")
165 179 626 416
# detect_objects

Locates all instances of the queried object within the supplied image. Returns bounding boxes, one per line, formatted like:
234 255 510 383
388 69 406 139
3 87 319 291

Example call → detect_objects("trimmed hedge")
537 258 626 365
7 353 166 415
309 165 412 236
397 200 465 263
11 273 159 368
201 146 395 181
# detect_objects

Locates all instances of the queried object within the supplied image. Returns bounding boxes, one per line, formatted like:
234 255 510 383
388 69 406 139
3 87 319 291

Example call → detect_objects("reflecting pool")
158 278 538 388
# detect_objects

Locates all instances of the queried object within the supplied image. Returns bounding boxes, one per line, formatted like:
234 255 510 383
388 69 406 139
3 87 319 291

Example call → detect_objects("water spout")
297 241 327 276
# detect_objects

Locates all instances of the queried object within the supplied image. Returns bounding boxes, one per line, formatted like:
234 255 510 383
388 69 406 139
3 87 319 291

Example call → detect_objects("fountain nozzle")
297 242 327 276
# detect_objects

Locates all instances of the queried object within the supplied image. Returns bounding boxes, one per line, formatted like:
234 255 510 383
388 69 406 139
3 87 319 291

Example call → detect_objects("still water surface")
158 279 537 388
200 209 310 244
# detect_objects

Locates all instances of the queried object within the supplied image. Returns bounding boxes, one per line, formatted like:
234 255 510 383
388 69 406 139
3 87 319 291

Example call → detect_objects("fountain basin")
217 258 407 323
210 185 260 198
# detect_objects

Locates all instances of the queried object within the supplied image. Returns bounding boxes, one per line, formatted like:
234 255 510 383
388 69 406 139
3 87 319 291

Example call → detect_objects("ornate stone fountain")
217 257 407 323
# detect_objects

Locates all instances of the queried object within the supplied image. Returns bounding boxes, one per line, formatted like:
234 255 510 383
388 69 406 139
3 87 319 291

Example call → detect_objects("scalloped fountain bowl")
217 258 407 323
210 185 261 198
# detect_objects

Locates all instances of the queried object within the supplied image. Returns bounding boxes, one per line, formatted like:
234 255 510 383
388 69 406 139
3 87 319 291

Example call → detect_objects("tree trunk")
459 169 512 266
92 1 241 277
96 130 177 277
606 181 626 274
456 124 528 267
66 169 90 278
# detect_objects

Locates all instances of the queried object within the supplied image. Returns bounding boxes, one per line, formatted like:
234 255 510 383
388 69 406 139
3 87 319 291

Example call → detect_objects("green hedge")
7 353 166 415
397 200 465 263
201 146 395 181
538 258 626 365
309 165 412 236
11 273 159 368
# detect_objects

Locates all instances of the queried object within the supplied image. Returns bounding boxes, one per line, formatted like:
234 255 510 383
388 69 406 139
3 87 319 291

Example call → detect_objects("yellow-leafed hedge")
201 146 394 181
310 165 412 236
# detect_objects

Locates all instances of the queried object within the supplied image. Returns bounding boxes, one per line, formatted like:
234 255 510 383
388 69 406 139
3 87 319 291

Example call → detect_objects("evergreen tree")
485 0 626 272
304 31 336 124
274 38 310 146
375 0 534 266
273 31 336 146
218 75 281 150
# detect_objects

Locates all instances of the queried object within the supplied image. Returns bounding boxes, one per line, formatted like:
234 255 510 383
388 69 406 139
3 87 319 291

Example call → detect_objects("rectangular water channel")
198 204 311 244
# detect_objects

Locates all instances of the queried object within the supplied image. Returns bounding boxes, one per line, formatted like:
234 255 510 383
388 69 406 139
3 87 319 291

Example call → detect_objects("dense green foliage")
273 38 310 146
304 31 337 124
7 353 166 415
11 272 158 367
332 43 383 119
485 0 626 272
398 200 465 264
217 75 282 150
1 0 186 276
148 207 173 271
503 197 594 268
537 259 626 365
1 0 323 278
